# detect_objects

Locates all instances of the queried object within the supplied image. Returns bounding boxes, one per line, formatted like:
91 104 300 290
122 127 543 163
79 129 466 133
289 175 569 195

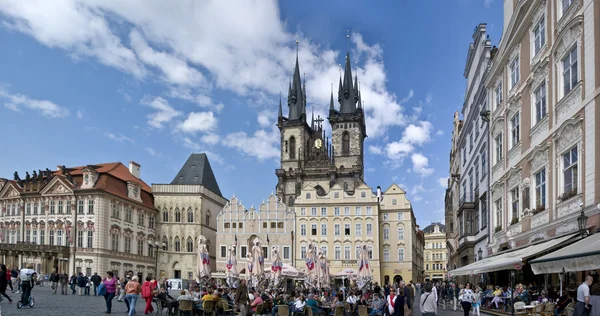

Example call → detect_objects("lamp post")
510 270 516 316
149 240 166 279
577 203 588 237
291 231 294 267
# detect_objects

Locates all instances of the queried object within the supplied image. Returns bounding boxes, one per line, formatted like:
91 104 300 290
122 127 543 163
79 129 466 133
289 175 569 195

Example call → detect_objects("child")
472 287 481 316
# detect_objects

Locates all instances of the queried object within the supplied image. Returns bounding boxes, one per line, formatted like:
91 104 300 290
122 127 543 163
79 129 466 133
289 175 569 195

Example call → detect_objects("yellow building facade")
423 222 447 282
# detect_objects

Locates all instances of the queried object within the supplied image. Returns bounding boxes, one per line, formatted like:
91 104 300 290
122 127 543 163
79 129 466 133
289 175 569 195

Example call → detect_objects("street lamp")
291 231 294 267
510 270 516 316
577 203 588 237
478 248 483 261
149 240 166 278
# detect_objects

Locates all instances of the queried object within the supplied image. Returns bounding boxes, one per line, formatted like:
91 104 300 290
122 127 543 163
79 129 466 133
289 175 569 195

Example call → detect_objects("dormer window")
84 174 89 185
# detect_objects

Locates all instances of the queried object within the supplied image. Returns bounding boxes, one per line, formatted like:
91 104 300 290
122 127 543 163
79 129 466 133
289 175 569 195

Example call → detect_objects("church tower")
275 41 366 205
329 51 367 191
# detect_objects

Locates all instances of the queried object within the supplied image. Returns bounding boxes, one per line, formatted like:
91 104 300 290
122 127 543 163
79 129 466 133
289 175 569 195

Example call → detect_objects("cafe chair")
334 306 345 316
178 300 194 316
542 303 555 316
513 302 527 316
533 303 544 316
277 305 290 316
220 299 234 316
358 305 368 316
204 300 217 316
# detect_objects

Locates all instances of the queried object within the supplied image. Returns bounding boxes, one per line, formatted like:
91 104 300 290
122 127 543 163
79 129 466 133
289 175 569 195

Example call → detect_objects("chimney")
129 161 141 179
376 186 382 202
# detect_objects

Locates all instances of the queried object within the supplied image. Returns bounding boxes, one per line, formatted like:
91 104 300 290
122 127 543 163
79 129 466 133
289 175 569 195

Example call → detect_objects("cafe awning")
530 233 600 275
448 233 576 277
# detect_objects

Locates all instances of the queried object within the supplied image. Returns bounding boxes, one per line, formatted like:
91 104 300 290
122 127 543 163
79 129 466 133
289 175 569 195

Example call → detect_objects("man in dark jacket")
59 273 69 295
91 272 102 296
76 273 87 295
49 269 60 294
235 279 250 316
69 274 77 294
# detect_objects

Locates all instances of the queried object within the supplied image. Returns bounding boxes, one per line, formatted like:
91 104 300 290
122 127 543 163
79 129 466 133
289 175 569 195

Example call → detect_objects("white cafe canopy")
448 233 576 277
333 268 358 279
263 263 306 278
530 233 600 275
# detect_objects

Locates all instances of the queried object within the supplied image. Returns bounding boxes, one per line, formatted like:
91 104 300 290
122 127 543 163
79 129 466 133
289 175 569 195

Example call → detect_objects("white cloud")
106 132 134 143
145 147 161 157
140 96 182 128
182 137 224 164
223 126 280 161
0 1 415 146
411 153 434 177
436 129 444 136
437 177 449 188
201 133 220 145
0 86 69 118
257 111 272 128
383 120 434 166
385 142 414 161
368 145 383 155
77 109 83 119
178 111 218 134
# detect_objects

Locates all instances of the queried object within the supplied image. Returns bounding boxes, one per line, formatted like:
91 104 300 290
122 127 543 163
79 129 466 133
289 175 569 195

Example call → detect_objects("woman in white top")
387 288 398 315
459 283 474 316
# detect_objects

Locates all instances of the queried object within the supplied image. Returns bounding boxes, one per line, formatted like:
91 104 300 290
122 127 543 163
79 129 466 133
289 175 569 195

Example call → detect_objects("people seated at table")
370 293 385 316
332 293 345 309
537 291 549 304
491 286 504 309
156 287 177 314
271 293 286 316
307 294 325 316
178 289 193 301
251 290 265 313
292 295 307 313
555 290 574 316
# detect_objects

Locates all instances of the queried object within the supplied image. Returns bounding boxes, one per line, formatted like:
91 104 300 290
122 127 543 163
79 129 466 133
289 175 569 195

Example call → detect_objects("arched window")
175 208 181 223
187 208 194 223
162 209 169 222
162 236 169 251
289 137 296 159
205 210 211 225
288 196 295 206
187 237 193 252
342 132 350 155
392 198 398 205
174 237 181 252
397 227 404 240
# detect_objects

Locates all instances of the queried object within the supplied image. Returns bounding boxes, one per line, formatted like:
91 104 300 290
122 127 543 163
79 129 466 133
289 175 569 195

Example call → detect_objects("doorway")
174 270 181 279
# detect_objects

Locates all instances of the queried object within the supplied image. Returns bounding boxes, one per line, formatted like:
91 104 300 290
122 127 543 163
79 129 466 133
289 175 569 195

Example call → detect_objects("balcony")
458 192 477 215
0 242 71 255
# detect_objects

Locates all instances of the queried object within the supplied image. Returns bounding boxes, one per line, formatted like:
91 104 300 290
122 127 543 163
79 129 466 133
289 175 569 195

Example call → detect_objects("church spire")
330 83 335 111
339 51 357 113
287 38 304 121
278 92 283 118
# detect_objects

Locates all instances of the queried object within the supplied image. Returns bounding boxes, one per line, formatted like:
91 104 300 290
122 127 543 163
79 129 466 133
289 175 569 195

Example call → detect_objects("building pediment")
40 177 74 196
126 181 143 203
0 182 21 199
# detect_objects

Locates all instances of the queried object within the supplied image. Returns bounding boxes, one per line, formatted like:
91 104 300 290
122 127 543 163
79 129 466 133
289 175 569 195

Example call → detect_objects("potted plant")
510 217 519 225
494 225 502 233
532 204 545 215
558 188 577 201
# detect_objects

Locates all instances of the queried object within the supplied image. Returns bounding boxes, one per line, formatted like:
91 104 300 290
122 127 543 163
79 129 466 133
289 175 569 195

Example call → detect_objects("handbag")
404 303 413 316
98 283 106 296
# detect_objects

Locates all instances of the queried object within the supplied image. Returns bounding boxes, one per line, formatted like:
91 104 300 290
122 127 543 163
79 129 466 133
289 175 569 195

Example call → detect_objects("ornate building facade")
215 194 295 277
455 24 493 267
445 111 463 271
486 0 599 254
423 222 447 282
0 162 158 278
153 154 227 280
378 184 423 284
293 183 380 283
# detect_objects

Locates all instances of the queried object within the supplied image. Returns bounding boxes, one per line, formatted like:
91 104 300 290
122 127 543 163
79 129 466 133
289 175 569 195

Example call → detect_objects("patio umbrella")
252 238 265 278
271 246 283 286
334 268 358 279
356 244 372 290
226 245 239 288
246 253 254 279
319 253 329 289
197 235 211 280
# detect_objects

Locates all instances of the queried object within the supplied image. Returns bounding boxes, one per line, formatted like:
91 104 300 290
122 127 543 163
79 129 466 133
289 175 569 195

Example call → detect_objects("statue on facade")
13 171 20 181
25 172 31 182
32 170 38 183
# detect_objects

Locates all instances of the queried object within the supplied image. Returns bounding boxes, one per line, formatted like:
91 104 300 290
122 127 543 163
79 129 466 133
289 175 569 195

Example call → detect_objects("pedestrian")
11 267 19 294
472 287 481 316
91 272 102 296
19 263 37 305
5 266 13 293
60 273 69 295
393 288 406 316
77 272 86 295
69 274 77 294
0 264 13 303
459 283 474 316
574 276 593 316
50 269 60 294
420 283 437 316
125 275 142 316
102 271 118 314
85 275 91 295
142 276 155 314
235 279 250 316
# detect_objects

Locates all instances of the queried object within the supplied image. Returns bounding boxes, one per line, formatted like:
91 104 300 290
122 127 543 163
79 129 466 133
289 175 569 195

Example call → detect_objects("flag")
234 234 238 246
266 234 270 244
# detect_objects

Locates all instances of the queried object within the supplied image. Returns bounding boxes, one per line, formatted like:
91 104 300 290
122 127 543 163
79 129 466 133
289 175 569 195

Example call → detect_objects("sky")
0 0 503 227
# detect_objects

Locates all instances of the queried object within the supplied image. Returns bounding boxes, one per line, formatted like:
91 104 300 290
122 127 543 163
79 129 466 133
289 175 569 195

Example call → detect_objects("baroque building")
455 24 493 267
0 162 158 278
423 222 447 282
486 0 599 254
293 183 380 283
445 111 463 271
378 184 423 284
152 154 226 280
215 194 295 276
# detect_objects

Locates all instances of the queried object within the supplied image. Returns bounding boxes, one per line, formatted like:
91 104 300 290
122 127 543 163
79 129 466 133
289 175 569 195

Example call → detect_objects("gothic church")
275 50 367 206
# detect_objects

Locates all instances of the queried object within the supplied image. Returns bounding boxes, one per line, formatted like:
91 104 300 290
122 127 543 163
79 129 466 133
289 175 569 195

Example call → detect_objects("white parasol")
356 243 372 290
270 246 283 286
225 245 239 288
318 252 330 289
251 238 265 278
333 268 358 279
197 236 211 280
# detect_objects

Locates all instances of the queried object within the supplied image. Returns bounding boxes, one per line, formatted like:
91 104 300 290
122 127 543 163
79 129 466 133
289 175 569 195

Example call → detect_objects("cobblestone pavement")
0 284 171 316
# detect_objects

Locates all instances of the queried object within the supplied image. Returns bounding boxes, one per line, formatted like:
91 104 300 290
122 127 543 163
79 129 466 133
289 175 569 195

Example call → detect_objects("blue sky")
0 0 503 227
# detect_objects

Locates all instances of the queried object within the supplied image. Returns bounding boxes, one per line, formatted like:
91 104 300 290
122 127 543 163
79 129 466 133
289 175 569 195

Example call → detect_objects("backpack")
141 282 152 298
98 283 106 296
